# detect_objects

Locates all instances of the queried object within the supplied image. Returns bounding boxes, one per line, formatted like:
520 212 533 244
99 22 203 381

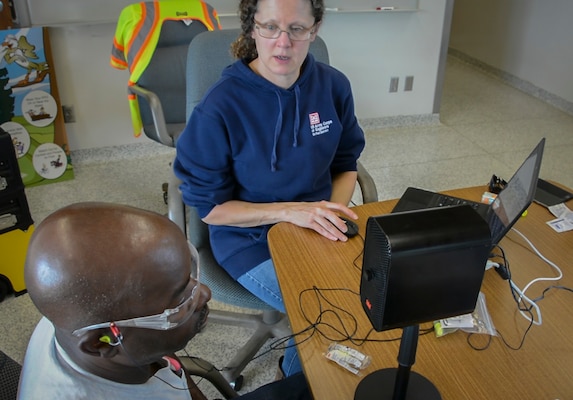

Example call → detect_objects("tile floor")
1 55 572 397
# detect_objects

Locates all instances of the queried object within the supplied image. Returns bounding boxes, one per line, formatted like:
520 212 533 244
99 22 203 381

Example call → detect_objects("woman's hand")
282 200 358 242
204 200 358 241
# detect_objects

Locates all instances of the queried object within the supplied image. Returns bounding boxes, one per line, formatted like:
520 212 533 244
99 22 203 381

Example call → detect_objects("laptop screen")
489 138 545 245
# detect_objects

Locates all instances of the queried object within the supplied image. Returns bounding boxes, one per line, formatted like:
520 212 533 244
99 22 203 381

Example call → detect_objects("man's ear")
77 330 120 358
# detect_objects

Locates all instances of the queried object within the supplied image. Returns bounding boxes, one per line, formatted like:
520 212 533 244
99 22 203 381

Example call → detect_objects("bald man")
18 202 211 399
18 202 312 400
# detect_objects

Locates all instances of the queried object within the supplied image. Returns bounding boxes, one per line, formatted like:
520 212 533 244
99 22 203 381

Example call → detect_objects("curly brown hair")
230 0 325 61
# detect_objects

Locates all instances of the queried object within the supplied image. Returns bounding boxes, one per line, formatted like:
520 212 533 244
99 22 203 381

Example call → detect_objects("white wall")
450 0 573 105
36 0 450 150
48 23 137 150
320 0 450 118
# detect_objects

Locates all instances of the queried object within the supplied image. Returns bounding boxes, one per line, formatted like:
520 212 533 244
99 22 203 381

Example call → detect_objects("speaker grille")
360 218 391 331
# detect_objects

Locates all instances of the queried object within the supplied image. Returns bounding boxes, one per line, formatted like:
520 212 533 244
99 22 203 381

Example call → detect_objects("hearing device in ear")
99 323 123 346
99 334 121 346
99 335 111 343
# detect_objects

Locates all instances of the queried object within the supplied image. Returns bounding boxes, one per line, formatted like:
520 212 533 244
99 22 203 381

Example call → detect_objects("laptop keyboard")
436 195 482 210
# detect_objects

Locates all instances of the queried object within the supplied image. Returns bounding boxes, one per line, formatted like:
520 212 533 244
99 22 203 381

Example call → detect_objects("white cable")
508 228 564 325
509 280 542 325
511 228 564 291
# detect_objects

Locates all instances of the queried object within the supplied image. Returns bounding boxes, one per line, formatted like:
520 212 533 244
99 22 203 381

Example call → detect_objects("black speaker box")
0 128 33 234
360 205 491 332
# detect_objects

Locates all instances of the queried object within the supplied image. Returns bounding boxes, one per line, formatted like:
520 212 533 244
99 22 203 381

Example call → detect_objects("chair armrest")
128 84 174 146
167 170 187 234
179 356 240 399
357 161 378 204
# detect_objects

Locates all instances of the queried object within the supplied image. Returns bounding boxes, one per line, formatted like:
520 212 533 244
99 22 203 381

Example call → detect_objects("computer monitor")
356 205 491 400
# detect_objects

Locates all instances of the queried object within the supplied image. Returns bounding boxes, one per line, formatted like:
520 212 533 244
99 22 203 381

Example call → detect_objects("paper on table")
547 203 573 232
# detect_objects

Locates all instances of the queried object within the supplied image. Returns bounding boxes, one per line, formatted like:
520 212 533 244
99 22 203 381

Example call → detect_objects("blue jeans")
238 259 302 377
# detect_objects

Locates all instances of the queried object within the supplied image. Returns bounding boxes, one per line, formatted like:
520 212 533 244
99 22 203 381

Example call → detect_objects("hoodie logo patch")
309 112 320 125
309 112 332 137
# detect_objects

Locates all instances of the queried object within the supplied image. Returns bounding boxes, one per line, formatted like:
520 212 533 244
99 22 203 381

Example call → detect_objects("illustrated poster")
0 27 74 186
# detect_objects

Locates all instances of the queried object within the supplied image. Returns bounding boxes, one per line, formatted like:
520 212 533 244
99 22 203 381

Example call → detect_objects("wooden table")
268 186 573 399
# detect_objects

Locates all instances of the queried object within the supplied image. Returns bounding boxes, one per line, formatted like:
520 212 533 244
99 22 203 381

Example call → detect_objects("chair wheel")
230 375 244 391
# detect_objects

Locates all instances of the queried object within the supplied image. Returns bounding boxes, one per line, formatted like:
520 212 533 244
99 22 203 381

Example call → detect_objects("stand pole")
392 325 419 400
354 324 441 400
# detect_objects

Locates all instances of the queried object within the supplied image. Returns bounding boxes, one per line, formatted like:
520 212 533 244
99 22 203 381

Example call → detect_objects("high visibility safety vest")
111 0 221 137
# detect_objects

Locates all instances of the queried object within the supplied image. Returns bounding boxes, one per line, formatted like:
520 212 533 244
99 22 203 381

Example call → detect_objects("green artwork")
1 27 74 187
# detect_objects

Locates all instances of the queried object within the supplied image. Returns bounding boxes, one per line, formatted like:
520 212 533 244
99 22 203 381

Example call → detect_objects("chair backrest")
186 28 330 120
137 19 209 143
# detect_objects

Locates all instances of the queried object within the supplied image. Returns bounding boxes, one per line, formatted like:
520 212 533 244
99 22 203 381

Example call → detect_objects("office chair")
127 18 209 146
114 0 221 145
163 28 379 389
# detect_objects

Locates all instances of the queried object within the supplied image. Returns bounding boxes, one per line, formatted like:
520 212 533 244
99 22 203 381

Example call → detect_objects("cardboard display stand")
0 26 74 187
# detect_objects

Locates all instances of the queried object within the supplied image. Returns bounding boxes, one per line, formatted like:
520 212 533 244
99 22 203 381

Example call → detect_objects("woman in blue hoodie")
174 0 365 376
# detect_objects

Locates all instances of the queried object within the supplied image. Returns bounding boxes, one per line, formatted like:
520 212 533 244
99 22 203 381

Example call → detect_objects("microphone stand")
354 325 441 400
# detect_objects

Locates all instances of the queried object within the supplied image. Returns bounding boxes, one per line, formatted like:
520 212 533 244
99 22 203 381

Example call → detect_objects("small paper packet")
324 343 371 375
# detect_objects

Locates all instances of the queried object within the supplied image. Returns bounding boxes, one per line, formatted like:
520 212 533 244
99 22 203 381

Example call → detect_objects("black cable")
298 286 433 346
466 332 492 351
478 245 573 352
531 285 573 302
246 243 573 360
249 284 437 364
351 234 365 273
498 244 535 350
115 336 191 391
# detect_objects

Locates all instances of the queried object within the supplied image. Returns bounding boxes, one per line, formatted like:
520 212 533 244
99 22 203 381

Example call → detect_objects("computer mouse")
339 217 359 238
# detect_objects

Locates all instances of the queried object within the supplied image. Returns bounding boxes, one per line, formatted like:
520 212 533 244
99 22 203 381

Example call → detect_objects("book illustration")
1 33 49 88
32 143 67 179
1 121 30 158
21 90 57 127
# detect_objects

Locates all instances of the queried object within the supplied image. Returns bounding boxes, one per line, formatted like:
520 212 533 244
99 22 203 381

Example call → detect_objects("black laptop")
392 138 545 247
534 178 573 207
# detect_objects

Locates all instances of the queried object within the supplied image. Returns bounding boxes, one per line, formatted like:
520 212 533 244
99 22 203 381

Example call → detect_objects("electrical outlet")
389 77 399 93
62 105 75 123
404 76 414 91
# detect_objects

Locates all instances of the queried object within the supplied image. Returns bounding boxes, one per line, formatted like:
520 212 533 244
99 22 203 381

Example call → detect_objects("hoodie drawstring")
293 85 300 148
270 86 301 172
270 92 283 172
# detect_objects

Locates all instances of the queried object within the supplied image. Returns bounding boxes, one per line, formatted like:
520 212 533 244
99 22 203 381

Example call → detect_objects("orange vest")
111 0 221 136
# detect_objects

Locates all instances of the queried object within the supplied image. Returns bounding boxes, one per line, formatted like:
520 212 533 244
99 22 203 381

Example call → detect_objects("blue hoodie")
174 53 365 279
